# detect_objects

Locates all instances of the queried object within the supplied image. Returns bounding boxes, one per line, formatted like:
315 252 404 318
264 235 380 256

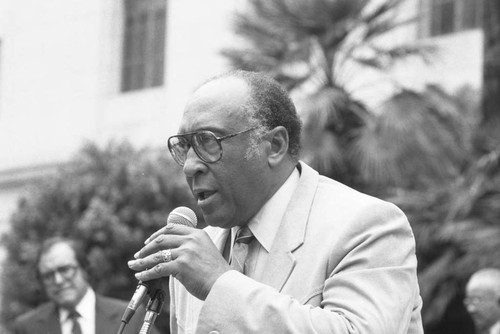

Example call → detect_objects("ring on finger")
161 249 172 263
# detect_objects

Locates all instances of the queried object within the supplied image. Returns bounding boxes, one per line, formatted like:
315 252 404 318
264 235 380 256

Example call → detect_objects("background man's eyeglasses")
463 296 491 307
40 265 78 284
167 127 257 167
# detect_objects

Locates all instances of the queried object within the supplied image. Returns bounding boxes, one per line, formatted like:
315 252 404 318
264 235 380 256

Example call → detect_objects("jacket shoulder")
15 302 55 323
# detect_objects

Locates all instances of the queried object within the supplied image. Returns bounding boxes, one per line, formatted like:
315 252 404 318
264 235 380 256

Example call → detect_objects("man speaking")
129 70 423 333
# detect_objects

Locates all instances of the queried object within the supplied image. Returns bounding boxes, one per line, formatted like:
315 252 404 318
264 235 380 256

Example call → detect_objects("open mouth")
197 190 215 201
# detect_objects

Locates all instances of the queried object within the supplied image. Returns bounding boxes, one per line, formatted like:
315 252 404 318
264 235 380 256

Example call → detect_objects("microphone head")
167 207 197 228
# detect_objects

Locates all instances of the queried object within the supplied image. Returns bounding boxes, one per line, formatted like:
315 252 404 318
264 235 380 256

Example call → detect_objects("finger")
145 223 194 244
128 249 177 271
134 234 183 259
134 262 174 282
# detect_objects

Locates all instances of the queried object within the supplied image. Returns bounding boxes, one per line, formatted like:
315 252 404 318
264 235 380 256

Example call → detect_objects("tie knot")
235 226 254 245
67 309 83 334
67 309 80 320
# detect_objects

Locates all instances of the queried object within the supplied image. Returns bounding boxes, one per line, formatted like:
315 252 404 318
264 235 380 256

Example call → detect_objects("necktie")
68 310 82 334
230 225 255 274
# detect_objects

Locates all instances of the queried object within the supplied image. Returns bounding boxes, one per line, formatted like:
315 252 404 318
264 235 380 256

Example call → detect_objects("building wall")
346 0 483 110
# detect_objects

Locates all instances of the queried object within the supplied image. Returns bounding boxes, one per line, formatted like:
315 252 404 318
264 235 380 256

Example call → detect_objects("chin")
55 293 78 307
203 212 233 228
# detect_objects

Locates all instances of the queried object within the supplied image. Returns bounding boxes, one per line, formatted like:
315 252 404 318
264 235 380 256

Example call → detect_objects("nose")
183 147 207 178
53 271 66 284
465 303 477 313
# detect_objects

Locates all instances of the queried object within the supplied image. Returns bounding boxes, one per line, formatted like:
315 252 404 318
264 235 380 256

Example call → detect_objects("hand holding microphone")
128 207 231 302
118 207 197 334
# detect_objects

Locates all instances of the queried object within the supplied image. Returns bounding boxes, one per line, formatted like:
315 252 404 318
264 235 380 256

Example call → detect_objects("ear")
266 126 289 167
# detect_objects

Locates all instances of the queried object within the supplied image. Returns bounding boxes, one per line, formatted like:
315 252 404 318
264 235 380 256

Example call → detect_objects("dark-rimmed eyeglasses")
167 127 258 166
463 296 491 307
40 265 78 284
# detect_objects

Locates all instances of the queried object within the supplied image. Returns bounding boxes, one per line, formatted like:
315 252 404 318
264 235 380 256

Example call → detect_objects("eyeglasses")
463 296 490 307
40 265 78 284
167 127 258 166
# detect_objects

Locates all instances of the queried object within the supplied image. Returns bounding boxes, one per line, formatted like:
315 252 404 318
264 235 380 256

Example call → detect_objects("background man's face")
38 242 89 309
465 282 500 332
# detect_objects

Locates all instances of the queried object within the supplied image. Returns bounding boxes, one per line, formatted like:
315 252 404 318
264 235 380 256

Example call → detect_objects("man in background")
13 236 156 334
129 70 423 333
465 268 500 334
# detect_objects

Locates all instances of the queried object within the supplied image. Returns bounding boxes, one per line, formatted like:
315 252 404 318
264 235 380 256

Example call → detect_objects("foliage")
391 147 500 330
0 141 197 332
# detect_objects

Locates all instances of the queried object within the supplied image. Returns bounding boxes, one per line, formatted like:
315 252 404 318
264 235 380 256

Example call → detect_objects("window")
121 0 167 92
421 0 482 37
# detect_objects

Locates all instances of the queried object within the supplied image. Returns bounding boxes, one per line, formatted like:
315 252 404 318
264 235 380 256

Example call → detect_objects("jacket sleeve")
195 202 423 334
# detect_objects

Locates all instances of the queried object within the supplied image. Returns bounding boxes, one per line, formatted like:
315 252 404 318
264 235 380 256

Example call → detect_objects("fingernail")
134 273 141 280
144 238 150 245
134 251 140 259
127 260 135 267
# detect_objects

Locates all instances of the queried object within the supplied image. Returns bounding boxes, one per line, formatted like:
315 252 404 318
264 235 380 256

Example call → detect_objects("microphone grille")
167 206 197 228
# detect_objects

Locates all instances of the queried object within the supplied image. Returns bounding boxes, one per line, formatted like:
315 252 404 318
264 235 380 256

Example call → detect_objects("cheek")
226 166 267 208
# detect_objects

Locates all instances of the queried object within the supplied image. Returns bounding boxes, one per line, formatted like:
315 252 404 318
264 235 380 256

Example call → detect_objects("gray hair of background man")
202 70 302 160
468 268 500 295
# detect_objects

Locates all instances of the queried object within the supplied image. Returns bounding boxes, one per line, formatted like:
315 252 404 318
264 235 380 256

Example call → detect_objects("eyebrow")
178 127 226 136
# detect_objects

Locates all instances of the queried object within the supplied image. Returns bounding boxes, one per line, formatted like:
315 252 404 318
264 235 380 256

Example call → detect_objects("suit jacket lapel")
260 162 318 291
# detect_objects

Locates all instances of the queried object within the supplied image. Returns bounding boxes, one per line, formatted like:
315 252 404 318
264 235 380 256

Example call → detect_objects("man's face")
38 242 89 309
178 77 272 228
465 281 500 332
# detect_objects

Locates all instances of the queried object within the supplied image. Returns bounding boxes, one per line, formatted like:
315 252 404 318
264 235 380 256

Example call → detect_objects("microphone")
118 207 197 334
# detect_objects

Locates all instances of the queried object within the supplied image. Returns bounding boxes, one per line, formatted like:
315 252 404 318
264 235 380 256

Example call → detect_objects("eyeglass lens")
41 265 77 283
169 131 221 166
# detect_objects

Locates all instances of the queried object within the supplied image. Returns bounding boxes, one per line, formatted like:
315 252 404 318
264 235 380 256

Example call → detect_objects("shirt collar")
233 167 300 252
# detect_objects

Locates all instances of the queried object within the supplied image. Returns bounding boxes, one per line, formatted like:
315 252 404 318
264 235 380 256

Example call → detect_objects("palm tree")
222 0 470 192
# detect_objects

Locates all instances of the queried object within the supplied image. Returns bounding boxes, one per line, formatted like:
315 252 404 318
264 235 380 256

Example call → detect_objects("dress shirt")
490 321 500 334
59 288 96 334
230 167 300 280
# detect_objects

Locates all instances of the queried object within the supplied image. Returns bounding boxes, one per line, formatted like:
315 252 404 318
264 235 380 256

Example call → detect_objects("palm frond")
351 89 471 188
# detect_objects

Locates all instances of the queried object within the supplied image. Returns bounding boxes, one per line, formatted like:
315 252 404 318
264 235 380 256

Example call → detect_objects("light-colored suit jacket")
170 162 423 334
12 294 156 334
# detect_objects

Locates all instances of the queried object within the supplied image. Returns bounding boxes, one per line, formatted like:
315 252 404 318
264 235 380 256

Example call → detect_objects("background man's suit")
13 294 150 334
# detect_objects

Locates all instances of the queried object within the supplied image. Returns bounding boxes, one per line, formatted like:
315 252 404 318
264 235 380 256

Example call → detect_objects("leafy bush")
0 141 199 332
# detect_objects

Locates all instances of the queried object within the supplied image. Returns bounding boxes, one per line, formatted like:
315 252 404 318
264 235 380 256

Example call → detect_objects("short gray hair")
204 70 302 160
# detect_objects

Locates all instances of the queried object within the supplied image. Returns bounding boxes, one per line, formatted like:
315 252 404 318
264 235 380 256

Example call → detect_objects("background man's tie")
68 310 82 334
230 225 255 274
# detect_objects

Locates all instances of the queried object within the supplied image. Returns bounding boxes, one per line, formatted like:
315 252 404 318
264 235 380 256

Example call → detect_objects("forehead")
180 77 252 132
39 242 78 270
467 276 500 295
